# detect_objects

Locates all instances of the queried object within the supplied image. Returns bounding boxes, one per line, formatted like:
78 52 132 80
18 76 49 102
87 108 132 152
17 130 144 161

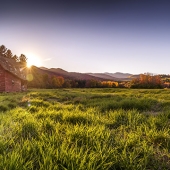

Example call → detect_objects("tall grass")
1 88 170 169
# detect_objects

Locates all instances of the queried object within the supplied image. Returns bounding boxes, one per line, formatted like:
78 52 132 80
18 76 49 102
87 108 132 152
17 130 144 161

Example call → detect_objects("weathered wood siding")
0 63 26 92
0 65 5 92
5 71 21 92
21 80 27 91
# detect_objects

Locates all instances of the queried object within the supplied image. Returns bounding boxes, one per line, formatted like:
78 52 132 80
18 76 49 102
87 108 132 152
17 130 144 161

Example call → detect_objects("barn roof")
0 55 27 80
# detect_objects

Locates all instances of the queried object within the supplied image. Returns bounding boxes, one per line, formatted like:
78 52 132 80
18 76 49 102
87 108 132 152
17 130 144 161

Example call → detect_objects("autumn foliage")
27 73 120 89
27 72 164 89
130 74 162 88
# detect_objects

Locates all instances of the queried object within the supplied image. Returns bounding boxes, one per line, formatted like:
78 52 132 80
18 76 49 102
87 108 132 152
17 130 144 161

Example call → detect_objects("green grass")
1 88 170 169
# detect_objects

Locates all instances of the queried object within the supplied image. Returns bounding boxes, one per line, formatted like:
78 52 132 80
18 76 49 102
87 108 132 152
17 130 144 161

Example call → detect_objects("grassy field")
1 88 170 169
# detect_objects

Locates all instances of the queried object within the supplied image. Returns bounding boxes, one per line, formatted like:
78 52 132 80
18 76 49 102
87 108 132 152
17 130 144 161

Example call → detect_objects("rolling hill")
30 66 140 82
87 72 138 81
30 66 105 81
104 72 133 78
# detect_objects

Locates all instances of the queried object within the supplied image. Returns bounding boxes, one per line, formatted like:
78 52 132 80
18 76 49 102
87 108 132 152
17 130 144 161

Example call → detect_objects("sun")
26 53 42 68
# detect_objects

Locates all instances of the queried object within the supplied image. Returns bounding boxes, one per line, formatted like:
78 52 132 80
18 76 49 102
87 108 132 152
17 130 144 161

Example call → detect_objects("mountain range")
36 66 139 81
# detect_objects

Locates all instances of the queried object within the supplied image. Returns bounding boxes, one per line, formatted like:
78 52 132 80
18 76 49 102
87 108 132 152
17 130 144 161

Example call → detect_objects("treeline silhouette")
0 45 27 63
27 72 163 89
27 73 119 88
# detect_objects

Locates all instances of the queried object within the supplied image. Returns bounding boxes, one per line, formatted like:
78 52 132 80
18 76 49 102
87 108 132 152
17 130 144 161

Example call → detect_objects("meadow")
1 88 170 169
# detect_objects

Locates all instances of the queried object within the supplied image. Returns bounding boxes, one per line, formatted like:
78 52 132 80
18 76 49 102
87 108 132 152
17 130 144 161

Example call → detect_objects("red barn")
0 55 27 92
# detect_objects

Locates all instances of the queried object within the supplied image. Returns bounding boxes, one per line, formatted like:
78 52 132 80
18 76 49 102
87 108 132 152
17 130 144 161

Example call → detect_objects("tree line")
27 69 163 89
27 73 119 89
28 73 163 89
0 45 27 63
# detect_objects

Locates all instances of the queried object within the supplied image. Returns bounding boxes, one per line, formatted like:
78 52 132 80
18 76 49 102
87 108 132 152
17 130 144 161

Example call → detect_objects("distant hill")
88 72 137 81
40 67 69 75
105 72 133 78
129 74 140 79
88 73 118 80
29 66 104 81
39 67 49 70
49 68 69 75
32 66 141 82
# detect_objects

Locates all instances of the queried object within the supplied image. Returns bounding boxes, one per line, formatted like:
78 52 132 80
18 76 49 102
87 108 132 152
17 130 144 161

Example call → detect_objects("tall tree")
12 55 19 62
5 49 13 58
19 54 27 63
51 76 64 88
0 45 7 56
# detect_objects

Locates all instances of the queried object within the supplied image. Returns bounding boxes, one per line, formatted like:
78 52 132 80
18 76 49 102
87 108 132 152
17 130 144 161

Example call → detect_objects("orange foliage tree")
130 74 162 88
101 81 118 88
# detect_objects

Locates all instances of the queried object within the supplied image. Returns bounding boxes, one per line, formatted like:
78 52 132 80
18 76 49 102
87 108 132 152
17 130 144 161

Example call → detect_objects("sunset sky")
1 0 170 74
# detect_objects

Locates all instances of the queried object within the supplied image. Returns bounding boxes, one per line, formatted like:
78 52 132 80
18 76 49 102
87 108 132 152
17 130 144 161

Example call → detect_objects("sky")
1 0 170 74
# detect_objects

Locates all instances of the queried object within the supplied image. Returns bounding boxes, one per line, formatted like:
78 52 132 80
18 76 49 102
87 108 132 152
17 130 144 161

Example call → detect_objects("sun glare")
26 54 42 68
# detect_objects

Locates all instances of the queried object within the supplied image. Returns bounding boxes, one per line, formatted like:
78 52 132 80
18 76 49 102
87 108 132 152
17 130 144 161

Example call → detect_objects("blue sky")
1 0 170 74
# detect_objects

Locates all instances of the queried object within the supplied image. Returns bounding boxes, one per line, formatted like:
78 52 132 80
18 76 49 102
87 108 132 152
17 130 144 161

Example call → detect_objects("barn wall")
0 65 5 92
5 71 21 92
21 80 27 91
